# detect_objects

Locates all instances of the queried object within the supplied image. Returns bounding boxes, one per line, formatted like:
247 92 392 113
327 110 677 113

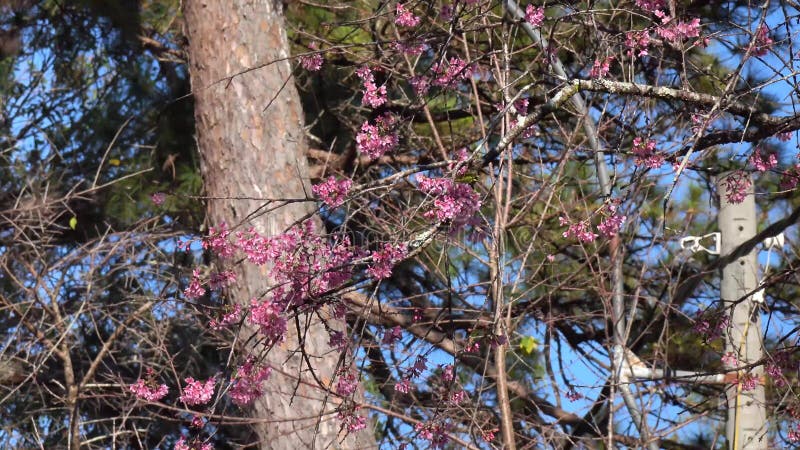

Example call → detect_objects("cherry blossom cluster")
229 358 272 406
129 371 169 402
367 242 408 279
525 5 545 27
632 136 664 169
179 377 216 406
723 171 752 204
752 25 773 57
589 56 613 78
174 436 213 450
559 217 598 243
356 113 399 159
209 304 242 330
692 309 729 341
597 204 626 238
356 66 387 108
749 147 778 172
312 176 353 208
417 175 481 229
299 42 323 72
395 3 420 28
415 421 450 449
431 57 473 89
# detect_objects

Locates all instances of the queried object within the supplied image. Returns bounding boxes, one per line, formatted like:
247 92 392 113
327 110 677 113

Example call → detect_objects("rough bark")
183 1 372 448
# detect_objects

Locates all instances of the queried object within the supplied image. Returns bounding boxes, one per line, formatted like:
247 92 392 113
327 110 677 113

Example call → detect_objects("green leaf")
69 216 78 230
520 336 538 355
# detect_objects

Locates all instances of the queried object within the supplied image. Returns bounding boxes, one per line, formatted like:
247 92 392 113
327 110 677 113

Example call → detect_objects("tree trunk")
183 1 372 448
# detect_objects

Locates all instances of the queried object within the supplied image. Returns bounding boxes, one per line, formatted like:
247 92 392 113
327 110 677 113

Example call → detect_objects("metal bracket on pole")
680 232 721 255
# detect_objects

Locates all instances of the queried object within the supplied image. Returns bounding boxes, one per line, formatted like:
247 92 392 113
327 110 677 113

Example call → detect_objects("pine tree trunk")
183 1 372 448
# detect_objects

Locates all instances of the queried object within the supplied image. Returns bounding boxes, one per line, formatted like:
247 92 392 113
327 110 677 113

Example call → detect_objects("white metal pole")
717 172 767 450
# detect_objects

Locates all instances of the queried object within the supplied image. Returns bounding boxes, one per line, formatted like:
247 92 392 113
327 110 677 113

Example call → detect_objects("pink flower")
300 42 323 71
410 75 431 96
337 407 367 432
766 363 786 387
635 0 665 13
367 242 408 279
417 175 481 229
204 223 235 259
632 137 664 169
749 148 778 172
394 378 411 394
560 218 598 243
184 269 206 301
208 270 237 290
566 389 583 401
393 41 426 56
356 113 399 159
382 326 403 345
395 3 421 27
150 192 166 206
355 66 387 108
597 212 625 238
179 377 216 406
129 374 169 402
432 57 472 88
248 298 287 345
752 25 773 57
656 17 701 42
723 171 751 204
739 372 758 391
590 57 613 78
415 421 450 448
777 131 792 142
441 364 455 383
449 390 467 404
693 310 729 341
625 30 650 57
525 5 545 27
229 359 271 406
788 424 800 442
336 370 358 396
328 330 348 351
208 304 242 330
175 436 213 450
721 352 738 367
312 176 353 208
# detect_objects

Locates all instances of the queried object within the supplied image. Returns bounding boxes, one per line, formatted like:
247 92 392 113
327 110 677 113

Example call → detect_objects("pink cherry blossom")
525 5 545 27
150 192 166 206
208 270 237 290
337 407 368 432
749 148 777 172
382 326 403 345
184 269 206 301
300 42 323 71
356 113 399 159
229 359 271 406
395 3 421 27
367 242 408 279
656 18 701 43
335 370 358 396
589 56 613 78
432 57 472 88
248 297 288 345
175 436 213 450
204 223 235 259
723 171 751 204
179 377 216 406
632 136 664 169
355 66 387 108
129 376 169 402
394 378 411 394
752 25 773 57
417 175 481 229
560 217 598 243
312 176 353 208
